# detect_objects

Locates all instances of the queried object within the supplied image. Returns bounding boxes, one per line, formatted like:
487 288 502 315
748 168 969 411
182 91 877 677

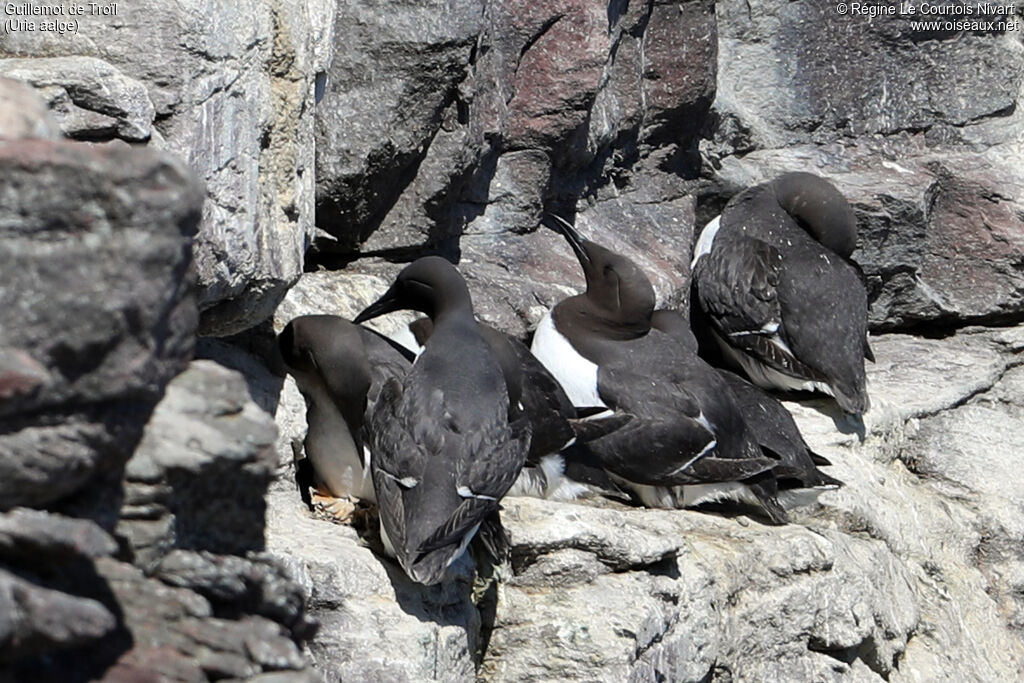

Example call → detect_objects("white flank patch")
537 453 588 501
530 312 606 409
457 486 497 501
444 522 482 569
714 331 834 397
506 455 588 501
379 522 397 558
387 325 423 357
679 481 760 508
691 215 722 268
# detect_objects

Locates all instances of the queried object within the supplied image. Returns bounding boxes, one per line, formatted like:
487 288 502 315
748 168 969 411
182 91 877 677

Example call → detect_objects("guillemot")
408 317 627 501
278 315 412 521
531 217 794 523
691 172 872 414
651 308 842 508
354 256 531 584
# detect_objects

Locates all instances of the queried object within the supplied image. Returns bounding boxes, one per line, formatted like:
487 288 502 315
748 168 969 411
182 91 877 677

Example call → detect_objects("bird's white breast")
301 379 376 502
530 312 606 410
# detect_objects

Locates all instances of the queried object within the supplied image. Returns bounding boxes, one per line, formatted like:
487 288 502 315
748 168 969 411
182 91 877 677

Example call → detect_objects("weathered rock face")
713 0 1021 150
0 138 201 511
3 358 318 680
702 0 1024 332
0 86 317 679
117 361 279 571
264 323 1024 681
0 0 338 335
311 0 716 335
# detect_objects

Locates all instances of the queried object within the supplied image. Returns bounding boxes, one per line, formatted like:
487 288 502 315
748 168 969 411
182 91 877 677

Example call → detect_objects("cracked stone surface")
1 0 339 335
4 0 1024 679
258 323 1024 681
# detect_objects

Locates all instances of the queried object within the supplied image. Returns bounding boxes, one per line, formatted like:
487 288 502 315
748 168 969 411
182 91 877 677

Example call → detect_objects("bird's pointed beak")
546 213 592 269
354 284 403 324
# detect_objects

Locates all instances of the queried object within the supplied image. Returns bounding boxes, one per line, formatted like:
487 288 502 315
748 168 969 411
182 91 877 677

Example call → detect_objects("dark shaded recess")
870 309 1024 338
640 554 681 580
202 320 287 383
808 633 895 680
5 558 131 683
607 0 629 28
642 90 716 154
315 45 476 254
469 528 511 668
450 142 503 234
166 466 269 557
316 140 430 252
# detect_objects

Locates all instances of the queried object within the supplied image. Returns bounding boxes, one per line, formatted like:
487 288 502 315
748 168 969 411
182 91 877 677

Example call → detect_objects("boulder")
0 138 201 510
710 143 1024 331
117 361 279 570
256 317 1024 680
2 0 339 335
0 57 154 141
315 0 484 252
6 359 317 679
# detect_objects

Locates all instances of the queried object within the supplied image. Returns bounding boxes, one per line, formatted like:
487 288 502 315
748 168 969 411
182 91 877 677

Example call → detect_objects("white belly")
714 330 834 398
302 381 376 502
614 475 758 511
505 454 589 501
530 312 606 410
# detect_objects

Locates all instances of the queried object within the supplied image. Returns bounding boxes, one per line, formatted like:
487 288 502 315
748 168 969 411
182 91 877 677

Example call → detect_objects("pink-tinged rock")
502 0 611 150
0 138 201 509
641 0 717 142
0 348 51 401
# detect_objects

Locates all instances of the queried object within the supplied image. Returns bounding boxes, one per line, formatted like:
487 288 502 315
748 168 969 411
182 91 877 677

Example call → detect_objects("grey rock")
713 0 1022 149
2 0 339 335
710 143 1024 331
0 56 155 141
118 360 278 569
0 77 61 139
0 567 117 663
0 509 116 561
0 139 201 510
153 550 313 639
315 0 484 251
266 494 480 683
60 559 309 683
